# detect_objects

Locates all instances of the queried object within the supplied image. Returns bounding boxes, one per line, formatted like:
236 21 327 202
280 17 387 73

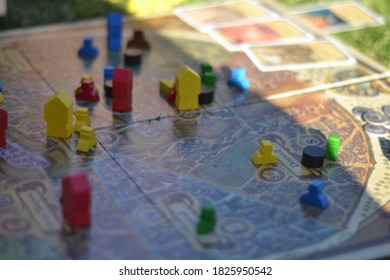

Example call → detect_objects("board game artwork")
0 0 390 260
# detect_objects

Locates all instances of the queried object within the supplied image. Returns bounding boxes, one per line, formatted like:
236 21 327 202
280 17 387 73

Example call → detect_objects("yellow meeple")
77 126 97 153
251 140 278 165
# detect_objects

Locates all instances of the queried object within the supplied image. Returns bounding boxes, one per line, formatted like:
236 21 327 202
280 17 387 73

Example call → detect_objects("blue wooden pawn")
104 65 114 82
228 67 250 91
300 179 329 209
78 36 99 59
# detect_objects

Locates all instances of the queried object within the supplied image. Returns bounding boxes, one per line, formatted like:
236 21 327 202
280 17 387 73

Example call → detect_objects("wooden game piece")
77 125 97 152
44 90 73 138
228 67 250 90
104 80 113 98
0 83 3 103
301 146 325 168
104 65 114 82
203 71 217 88
126 29 150 50
124 48 143 66
300 179 329 209
197 204 216 235
175 65 201 111
112 68 133 112
0 108 7 147
74 107 90 133
61 172 92 227
251 140 278 165
199 85 214 105
200 63 217 88
159 79 174 96
167 87 176 104
324 133 341 161
107 12 122 52
75 74 100 102
78 36 99 59
200 63 213 77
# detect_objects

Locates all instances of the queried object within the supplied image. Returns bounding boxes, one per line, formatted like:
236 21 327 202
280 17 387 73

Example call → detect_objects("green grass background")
0 0 388 67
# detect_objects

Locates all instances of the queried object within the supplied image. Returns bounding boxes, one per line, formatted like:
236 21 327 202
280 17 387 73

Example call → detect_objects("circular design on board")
135 206 163 222
19 120 46 133
257 167 286 183
96 131 119 146
299 135 323 146
176 111 201 121
219 218 251 235
1 217 31 233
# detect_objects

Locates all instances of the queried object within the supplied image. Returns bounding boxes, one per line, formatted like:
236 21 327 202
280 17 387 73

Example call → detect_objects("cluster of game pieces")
160 63 219 111
352 106 390 136
44 90 97 152
250 135 340 209
160 65 201 111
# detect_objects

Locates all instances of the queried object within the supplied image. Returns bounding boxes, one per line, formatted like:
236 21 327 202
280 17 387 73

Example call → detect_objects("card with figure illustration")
291 1 385 34
245 40 356 71
209 19 314 51
173 0 278 32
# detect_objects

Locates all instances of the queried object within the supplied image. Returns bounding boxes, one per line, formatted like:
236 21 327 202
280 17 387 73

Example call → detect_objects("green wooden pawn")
196 204 216 235
325 133 341 160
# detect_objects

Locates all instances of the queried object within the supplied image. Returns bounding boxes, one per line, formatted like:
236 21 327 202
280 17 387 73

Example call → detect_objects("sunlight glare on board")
104 0 186 16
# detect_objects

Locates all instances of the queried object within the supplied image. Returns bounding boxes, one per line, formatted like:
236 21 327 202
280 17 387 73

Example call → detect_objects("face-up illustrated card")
291 1 385 34
173 0 278 32
244 40 356 71
209 19 314 51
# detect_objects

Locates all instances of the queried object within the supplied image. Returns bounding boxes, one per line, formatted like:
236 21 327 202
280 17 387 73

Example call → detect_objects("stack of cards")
174 0 384 72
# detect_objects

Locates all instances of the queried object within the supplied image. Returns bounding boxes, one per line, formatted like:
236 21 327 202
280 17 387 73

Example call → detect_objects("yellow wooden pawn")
0 92 4 103
77 126 97 152
251 140 278 165
175 65 201 111
74 107 90 133
159 79 174 96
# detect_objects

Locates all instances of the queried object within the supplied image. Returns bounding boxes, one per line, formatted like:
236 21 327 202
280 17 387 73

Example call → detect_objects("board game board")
0 0 390 259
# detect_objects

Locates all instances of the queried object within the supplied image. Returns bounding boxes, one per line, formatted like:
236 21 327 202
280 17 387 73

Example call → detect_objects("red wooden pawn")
75 79 100 102
0 108 7 147
61 172 92 227
112 68 132 112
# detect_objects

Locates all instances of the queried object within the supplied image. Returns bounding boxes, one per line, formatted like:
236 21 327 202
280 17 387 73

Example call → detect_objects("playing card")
209 18 314 51
173 0 278 32
245 39 356 71
291 1 385 34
